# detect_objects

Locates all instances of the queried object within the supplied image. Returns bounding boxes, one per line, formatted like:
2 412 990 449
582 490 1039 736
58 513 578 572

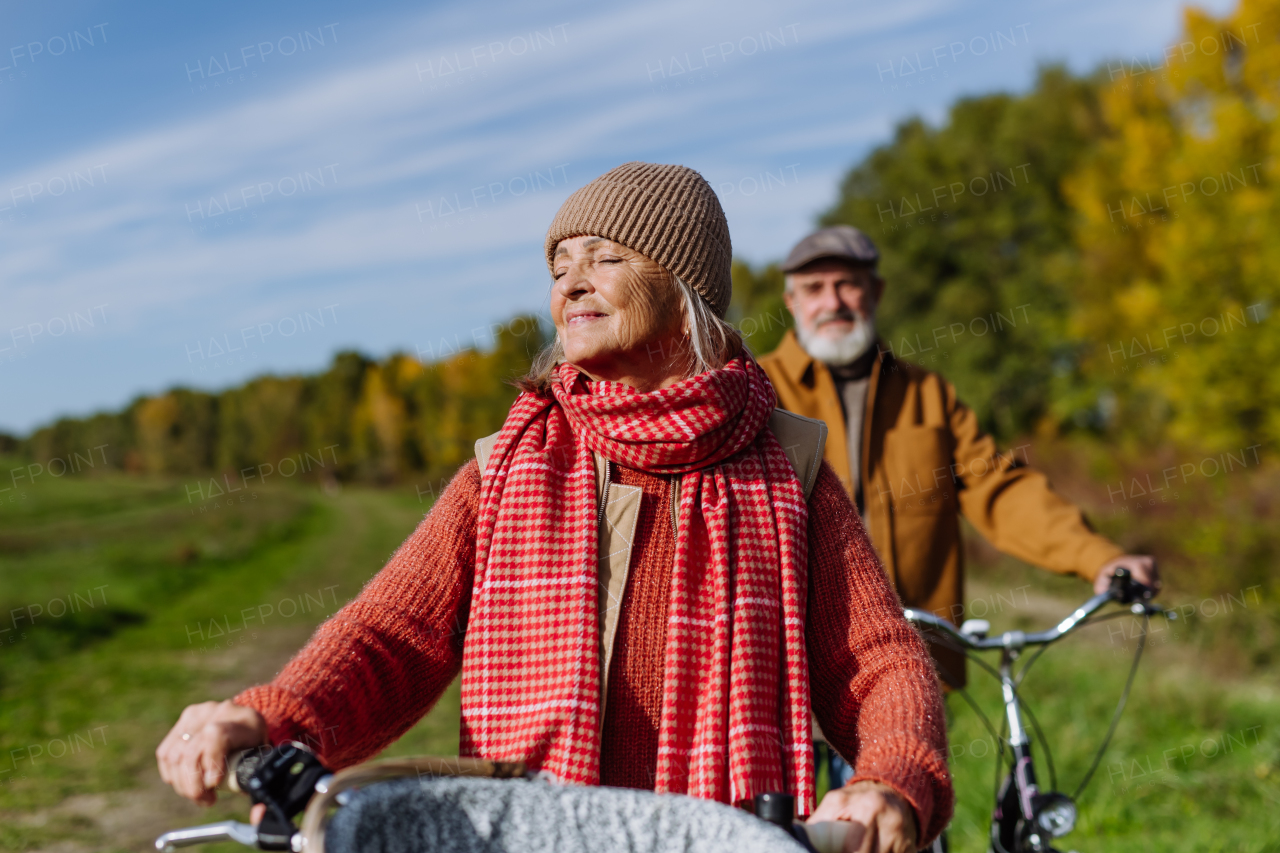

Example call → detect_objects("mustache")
812 310 860 325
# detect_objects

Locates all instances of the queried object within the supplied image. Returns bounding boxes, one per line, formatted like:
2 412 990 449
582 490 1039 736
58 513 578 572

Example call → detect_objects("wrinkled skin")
551 235 688 392
156 700 269 822
783 259 883 341
808 780 918 853
158 241 963 841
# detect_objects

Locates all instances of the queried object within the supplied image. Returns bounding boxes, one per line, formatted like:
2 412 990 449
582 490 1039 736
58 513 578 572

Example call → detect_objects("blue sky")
1 0 1235 434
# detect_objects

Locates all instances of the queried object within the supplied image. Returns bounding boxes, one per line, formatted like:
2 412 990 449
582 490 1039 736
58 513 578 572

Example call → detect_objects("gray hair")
518 272 743 394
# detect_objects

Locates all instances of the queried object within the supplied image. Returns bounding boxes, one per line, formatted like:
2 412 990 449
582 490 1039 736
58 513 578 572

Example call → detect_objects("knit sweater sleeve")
805 461 954 846
233 459 481 769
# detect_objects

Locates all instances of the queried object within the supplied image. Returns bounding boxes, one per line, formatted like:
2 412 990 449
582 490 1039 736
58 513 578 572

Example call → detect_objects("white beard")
796 314 877 367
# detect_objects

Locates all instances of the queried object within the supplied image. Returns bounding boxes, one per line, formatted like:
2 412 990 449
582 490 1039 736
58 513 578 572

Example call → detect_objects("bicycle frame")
905 575 1169 853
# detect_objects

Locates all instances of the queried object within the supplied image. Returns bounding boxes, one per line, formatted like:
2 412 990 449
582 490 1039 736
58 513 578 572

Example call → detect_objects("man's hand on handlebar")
1094 554 1159 597
156 700 268 807
807 780 917 853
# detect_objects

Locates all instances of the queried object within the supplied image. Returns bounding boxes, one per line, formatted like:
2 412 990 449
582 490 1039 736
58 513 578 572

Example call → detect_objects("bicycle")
153 744 857 853
153 571 1162 853
903 568 1172 853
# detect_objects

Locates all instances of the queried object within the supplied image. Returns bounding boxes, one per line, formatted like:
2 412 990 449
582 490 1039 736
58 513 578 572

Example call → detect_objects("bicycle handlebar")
165 573 1167 852
904 568 1171 652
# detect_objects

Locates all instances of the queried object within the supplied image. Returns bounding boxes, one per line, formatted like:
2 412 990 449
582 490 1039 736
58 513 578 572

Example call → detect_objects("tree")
133 390 218 474
1063 0 1280 452
727 260 792 358
816 66 1106 441
15 316 547 485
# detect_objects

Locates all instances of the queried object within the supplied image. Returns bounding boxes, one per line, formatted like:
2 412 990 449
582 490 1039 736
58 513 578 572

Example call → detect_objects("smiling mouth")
567 312 607 325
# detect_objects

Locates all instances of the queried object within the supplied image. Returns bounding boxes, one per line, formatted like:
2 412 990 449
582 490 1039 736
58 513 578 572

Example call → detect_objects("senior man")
759 225 1159 695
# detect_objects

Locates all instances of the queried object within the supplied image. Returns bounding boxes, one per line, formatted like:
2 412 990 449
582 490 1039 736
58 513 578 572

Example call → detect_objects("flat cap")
781 225 879 272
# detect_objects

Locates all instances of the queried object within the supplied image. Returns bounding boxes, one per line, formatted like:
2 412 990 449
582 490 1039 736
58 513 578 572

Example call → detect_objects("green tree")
15 316 546 485
816 66 1106 441
301 351 371 480
727 260 792 357
133 390 218 474
215 376 306 473
407 316 548 482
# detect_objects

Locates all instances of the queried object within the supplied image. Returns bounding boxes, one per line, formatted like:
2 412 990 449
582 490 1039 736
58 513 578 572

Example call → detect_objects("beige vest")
474 409 827 714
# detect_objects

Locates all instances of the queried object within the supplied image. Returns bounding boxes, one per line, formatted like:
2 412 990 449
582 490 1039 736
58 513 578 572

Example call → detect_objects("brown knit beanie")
544 162 733 317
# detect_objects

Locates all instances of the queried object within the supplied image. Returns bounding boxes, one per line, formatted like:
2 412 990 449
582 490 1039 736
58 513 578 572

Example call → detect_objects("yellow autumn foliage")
1066 0 1280 451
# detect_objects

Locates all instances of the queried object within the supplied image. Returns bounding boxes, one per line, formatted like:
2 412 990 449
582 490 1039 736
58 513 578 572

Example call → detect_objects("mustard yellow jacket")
760 331 1123 685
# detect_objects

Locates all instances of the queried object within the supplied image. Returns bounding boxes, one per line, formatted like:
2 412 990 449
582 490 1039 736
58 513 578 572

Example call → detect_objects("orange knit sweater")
235 459 953 843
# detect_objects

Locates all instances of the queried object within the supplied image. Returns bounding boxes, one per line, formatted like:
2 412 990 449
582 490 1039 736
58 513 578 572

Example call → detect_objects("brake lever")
156 743 331 852
239 742 331 850
154 820 259 851
1130 600 1176 620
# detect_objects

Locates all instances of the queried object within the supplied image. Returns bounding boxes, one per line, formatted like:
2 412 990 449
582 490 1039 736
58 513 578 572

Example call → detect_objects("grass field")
0 468 1276 852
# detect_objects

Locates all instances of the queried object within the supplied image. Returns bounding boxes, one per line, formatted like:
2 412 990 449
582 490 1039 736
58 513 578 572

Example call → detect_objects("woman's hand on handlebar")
1094 554 1160 597
156 700 267 806
806 780 917 853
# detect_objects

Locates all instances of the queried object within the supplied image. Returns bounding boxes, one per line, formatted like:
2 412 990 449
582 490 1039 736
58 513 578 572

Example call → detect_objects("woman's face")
550 235 687 391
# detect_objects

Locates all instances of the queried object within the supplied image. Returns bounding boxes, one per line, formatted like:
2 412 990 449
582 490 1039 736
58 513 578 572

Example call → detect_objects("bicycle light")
1032 792 1077 838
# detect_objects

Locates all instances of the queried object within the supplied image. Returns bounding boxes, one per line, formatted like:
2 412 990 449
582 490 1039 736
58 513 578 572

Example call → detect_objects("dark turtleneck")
822 345 877 511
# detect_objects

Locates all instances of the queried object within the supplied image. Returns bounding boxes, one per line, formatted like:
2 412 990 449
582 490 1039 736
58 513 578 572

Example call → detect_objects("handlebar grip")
219 749 247 792
803 821 851 853
1108 567 1154 604
220 747 270 793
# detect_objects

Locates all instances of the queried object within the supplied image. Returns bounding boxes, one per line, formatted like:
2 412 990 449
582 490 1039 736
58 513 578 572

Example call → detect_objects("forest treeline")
16 0 1279 483
19 322 549 487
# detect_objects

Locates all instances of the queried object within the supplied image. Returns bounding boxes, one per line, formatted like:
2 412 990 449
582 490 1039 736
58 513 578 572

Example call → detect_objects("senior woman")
156 163 953 852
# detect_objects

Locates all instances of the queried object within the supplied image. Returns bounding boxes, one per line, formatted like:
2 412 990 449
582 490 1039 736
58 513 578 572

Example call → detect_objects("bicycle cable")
1016 692 1057 791
1010 608 1150 797
922 604 1152 805
1014 643 1049 688
1013 610 1144 790
932 635 1008 740
1071 612 1149 799
940 680 1008 806
1014 609 1135 689
920 629 1013 801
951 645 1014 804
950 678 1005 755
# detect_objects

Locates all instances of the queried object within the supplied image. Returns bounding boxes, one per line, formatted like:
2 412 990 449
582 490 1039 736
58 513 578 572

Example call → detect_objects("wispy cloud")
1 0 1235 432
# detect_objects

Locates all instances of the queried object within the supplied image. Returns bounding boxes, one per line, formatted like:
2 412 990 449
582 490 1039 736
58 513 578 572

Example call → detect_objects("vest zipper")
669 474 679 537
597 460 612 528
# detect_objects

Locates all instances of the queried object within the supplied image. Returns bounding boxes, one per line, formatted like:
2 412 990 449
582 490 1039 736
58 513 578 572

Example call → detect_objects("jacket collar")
773 329 818 387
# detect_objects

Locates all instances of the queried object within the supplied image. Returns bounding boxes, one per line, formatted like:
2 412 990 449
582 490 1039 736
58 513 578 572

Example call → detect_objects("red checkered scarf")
460 355 815 812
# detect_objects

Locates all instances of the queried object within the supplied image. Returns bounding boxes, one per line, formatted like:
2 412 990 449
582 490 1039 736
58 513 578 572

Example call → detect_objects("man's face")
783 259 884 341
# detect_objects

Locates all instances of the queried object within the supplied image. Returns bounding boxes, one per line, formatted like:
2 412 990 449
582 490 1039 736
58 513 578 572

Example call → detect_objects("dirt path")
9 490 408 853
10 633 315 853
